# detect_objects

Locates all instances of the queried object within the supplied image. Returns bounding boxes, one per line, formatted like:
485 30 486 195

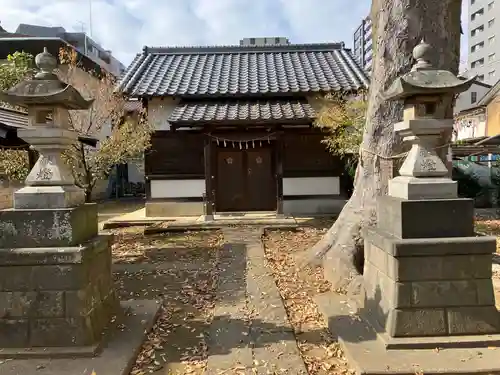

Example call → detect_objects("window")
478 74 485 81
489 18 495 27
471 8 485 21
489 70 496 78
489 52 496 61
472 58 485 68
489 1 495 9
472 0 476 4
471 91 478 103
471 41 485 52
472 25 485 36
489 35 496 44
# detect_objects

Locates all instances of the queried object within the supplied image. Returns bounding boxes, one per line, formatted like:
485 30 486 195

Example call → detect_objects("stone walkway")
206 228 307 374
115 226 307 375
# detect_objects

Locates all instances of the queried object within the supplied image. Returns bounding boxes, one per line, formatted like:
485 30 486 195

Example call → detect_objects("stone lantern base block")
13 185 85 210
388 175 457 200
0 235 118 348
377 195 475 239
0 203 97 248
316 292 500 375
363 227 500 340
0 300 161 375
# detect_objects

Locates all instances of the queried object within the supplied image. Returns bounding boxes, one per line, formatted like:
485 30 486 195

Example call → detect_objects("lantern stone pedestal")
0 48 160 371
315 41 500 375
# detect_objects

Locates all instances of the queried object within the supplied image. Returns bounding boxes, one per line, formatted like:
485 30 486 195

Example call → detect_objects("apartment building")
469 0 500 84
14 23 125 77
353 16 373 74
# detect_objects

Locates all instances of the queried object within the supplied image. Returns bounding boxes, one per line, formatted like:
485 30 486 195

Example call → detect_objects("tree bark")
299 0 462 291
85 189 92 203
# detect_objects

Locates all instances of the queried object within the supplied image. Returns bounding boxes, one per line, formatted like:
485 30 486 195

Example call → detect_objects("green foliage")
0 51 34 91
0 48 154 200
313 92 367 177
0 52 34 181
0 149 30 181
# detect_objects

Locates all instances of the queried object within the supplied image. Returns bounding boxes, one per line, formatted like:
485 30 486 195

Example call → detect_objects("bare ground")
263 219 355 375
106 211 500 375
474 211 500 309
263 214 500 374
107 227 224 375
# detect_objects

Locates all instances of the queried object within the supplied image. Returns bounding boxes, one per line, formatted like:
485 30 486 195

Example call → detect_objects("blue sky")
0 0 467 70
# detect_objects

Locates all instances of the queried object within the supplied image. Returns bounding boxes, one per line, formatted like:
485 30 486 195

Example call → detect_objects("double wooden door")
215 147 276 212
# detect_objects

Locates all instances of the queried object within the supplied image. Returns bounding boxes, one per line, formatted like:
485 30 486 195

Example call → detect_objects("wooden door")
215 147 276 212
216 150 245 211
246 148 276 211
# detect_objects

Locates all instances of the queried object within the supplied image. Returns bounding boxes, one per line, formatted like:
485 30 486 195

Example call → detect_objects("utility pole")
89 0 93 38
76 21 87 55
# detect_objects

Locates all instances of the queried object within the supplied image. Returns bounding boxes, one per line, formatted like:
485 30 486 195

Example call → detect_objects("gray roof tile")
117 43 369 97
0 107 98 146
124 100 142 113
168 99 316 124
0 107 29 131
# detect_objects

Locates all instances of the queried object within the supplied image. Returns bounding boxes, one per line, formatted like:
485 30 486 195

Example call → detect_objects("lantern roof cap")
0 47 94 110
383 39 475 101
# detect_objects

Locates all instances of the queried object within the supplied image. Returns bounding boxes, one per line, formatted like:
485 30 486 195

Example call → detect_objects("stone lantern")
383 40 475 200
0 47 93 209
316 40 500 375
363 41 500 346
0 48 117 353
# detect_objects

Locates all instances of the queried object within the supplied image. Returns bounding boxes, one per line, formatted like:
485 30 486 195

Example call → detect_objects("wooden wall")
146 129 345 179
146 131 205 177
283 132 344 177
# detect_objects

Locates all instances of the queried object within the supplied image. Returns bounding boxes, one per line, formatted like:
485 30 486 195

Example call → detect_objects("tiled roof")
168 99 316 124
0 107 98 147
124 100 142 113
0 107 29 131
117 43 369 98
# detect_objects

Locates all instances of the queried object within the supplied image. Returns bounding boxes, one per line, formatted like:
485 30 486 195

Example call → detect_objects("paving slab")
246 242 307 374
316 292 500 375
206 241 253 374
205 228 307 374
102 208 300 230
0 300 161 375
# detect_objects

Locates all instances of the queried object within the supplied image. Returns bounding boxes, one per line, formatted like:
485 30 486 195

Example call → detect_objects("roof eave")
477 77 500 106
124 88 364 100
170 118 315 128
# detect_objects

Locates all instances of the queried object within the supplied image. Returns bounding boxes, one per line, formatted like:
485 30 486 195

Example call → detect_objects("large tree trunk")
299 0 462 291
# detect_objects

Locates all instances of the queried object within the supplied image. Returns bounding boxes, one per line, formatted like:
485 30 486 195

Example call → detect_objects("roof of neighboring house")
117 42 369 98
458 75 492 89
455 105 486 118
168 98 316 125
454 135 500 146
124 100 142 113
0 106 98 147
0 27 28 38
0 36 106 76
477 77 500 106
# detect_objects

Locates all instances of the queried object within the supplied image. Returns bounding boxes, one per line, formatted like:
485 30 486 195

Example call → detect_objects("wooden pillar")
204 135 214 220
275 131 284 218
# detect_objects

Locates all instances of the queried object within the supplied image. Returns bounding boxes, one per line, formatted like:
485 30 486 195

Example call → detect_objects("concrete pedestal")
388 175 457 200
0 203 98 248
316 196 500 375
13 185 85 210
363 196 500 347
0 203 118 350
